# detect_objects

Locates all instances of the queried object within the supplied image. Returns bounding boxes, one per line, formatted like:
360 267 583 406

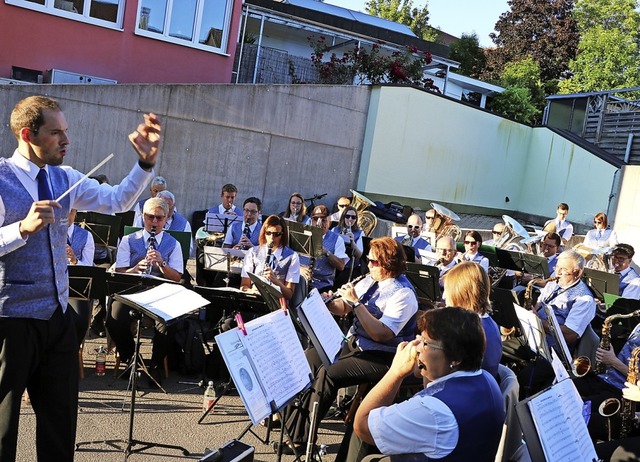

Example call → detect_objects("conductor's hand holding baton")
19 200 61 239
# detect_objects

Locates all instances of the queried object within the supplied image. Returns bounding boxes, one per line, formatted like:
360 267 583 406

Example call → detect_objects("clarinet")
263 243 274 276
324 274 368 304
145 226 156 275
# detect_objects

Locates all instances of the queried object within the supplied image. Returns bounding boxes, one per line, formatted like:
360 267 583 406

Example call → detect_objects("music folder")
405 262 440 302
582 267 620 299
247 273 283 312
113 283 209 326
68 265 106 301
489 288 521 333
298 289 345 368
215 310 313 425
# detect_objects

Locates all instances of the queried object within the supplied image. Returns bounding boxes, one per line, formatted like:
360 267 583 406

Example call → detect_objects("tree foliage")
448 33 486 78
485 0 579 86
559 0 640 93
488 86 541 125
365 0 438 41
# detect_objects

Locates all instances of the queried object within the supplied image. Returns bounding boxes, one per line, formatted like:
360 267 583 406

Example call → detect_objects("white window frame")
135 0 232 55
5 0 125 30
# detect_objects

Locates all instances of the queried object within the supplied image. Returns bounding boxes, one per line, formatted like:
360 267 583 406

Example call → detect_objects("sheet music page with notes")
527 379 597 462
299 289 344 364
215 310 311 425
118 283 209 322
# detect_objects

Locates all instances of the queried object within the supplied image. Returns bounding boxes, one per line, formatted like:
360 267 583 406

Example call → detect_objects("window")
136 0 231 52
6 0 125 28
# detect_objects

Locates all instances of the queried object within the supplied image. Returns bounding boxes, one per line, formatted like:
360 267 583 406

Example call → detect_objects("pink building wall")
0 1 242 83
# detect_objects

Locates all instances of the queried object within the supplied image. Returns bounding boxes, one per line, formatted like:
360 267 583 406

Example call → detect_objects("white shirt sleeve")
77 232 95 266
115 235 133 269
564 294 596 337
286 251 301 284
378 286 419 335
166 240 184 274
333 235 348 262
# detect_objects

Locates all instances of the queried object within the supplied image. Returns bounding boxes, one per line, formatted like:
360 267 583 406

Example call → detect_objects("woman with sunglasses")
280 192 311 225
331 205 364 284
282 237 418 454
240 215 300 301
583 212 618 249
462 230 489 271
353 307 504 462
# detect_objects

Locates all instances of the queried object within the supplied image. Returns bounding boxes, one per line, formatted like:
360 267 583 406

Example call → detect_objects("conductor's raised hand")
19 201 61 238
128 113 161 166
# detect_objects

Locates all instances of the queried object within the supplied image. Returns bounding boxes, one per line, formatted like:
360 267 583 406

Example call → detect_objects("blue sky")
323 0 510 47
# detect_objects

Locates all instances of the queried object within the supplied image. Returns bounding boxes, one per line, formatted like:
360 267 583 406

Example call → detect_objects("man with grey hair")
155 190 193 256
133 175 167 227
536 249 596 350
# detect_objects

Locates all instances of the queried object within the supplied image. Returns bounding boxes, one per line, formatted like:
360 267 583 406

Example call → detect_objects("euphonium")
620 346 640 438
594 309 640 374
523 276 559 310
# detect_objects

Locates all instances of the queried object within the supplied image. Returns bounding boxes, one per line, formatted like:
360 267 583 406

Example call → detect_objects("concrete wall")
0 84 371 222
358 86 620 231
613 165 640 257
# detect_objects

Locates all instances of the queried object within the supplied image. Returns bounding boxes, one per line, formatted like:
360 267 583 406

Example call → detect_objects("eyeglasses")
542 243 557 249
144 213 166 222
417 335 445 351
594 220 603 224
612 255 629 262
492 230 501 235
437 248 455 254
556 267 577 276
425 216 436 220
344 214 357 219
367 257 380 267
464 241 478 246
407 225 421 229
290 201 302 206
243 209 259 215
265 231 283 237
338 204 349 208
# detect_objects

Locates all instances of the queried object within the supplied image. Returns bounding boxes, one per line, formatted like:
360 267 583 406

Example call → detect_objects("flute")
324 274 368 304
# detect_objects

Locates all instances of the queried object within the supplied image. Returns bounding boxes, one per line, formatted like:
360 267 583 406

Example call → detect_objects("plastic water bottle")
95 347 107 376
203 381 216 412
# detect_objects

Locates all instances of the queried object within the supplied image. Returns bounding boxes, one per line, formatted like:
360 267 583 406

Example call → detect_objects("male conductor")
0 95 161 462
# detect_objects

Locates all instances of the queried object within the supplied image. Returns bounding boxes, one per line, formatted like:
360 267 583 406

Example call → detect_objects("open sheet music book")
115 283 209 324
524 379 598 462
215 310 313 425
298 289 345 368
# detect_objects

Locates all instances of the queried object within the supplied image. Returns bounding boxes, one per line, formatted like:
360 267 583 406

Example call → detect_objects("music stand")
248 273 285 312
204 212 240 234
490 288 522 334
496 248 550 277
405 262 440 303
75 211 121 262
68 266 106 301
76 283 207 459
582 267 620 299
401 244 416 263
286 220 323 260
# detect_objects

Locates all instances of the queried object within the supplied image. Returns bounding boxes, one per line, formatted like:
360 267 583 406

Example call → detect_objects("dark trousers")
284 343 394 445
106 299 170 366
0 305 79 462
68 299 92 347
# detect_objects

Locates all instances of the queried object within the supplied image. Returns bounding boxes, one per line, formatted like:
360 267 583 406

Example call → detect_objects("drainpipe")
252 13 265 84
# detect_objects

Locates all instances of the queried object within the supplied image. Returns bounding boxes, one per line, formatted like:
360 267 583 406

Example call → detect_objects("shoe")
147 364 162 389
272 441 300 456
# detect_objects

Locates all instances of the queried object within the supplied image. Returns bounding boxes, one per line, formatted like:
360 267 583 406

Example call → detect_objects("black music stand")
582 267 620 299
248 273 285 312
405 262 440 303
75 211 121 262
490 288 522 334
287 221 323 261
496 248 550 277
76 286 200 459
204 212 240 234
68 266 106 301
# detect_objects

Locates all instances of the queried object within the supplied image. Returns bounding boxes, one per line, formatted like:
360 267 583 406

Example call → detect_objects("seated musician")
610 244 640 299
462 230 489 271
240 215 300 301
331 205 364 285
300 205 348 292
444 262 502 379
353 307 504 462
280 192 310 225
67 208 95 345
223 197 262 250
433 236 459 291
516 232 561 292
156 190 193 257
208 183 238 215
132 175 167 227
106 197 183 386
536 249 596 351
329 196 351 222
281 237 418 454
394 213 430 263
422 208 437 235
583 212 618 249
544 202 573 246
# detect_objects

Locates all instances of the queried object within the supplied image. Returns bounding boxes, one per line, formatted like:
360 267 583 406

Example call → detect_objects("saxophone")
523 276 559 310
594 310 640 374
620 346 640 438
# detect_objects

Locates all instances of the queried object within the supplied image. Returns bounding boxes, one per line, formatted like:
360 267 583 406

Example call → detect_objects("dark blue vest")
227 221 261 246
246 245 296 282
127 230 179 277
391 371 503 462
0 160 70 319
69 224 89 260
312 231 340 290
166 211 188 231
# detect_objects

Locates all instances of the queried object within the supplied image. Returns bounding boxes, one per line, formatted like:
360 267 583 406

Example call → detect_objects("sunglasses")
594 220 603 224
464 241 478 245
492 230 501 235
367 258 380 267
407 225 421 229
338 204 349 208
425 216 436 220
344 214 357 219
265 231 283 236
144 213 166 222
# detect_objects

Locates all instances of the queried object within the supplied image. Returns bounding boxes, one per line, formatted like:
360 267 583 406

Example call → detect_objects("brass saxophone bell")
572 356 591 378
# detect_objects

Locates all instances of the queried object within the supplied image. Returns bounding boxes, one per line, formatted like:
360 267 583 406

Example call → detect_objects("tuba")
620 346 640 438
429 203 461 242
594 310 640 374
489 215 530 287
195 226 224 250
349 190 378 237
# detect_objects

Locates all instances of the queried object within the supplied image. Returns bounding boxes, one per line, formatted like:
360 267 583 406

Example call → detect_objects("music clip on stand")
75 295 189 459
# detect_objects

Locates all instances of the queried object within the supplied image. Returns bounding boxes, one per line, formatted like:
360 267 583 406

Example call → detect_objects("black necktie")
37 169 53 201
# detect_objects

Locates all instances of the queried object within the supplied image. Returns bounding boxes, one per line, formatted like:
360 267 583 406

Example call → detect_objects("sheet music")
299 289 344 365
550 349 570 382
527 379 597 462
119 283 209 322
513 304 548 358
544 304 573 373
215 310 312 425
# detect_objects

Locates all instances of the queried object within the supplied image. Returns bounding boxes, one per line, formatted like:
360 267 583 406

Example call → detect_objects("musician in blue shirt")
223 197 262 249
395 214 430 263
